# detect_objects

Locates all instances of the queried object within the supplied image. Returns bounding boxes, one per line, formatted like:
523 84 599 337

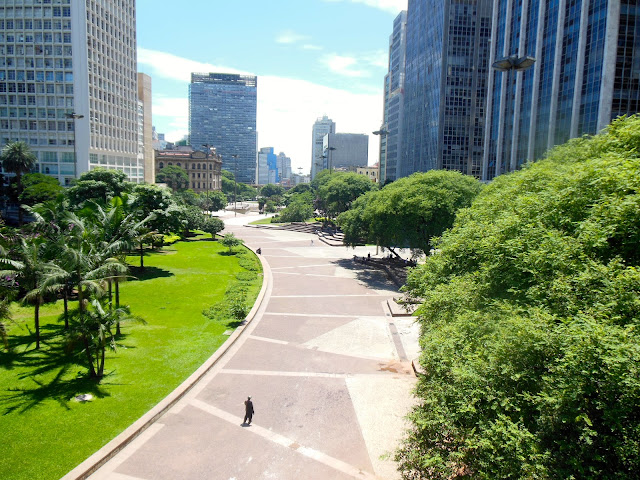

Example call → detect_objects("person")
310 239 314 246
243 396 254 425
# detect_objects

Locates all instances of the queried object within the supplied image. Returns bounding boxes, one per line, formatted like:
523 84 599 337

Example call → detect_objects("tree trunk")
115 278 121 336
108 280 112 308
34 299 40 349
139 240 144 269
83 336 97 378
98 341 105 378
63 287 69 330
16 174 23 226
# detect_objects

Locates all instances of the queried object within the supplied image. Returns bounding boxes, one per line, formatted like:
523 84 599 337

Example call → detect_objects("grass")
0 235 262 480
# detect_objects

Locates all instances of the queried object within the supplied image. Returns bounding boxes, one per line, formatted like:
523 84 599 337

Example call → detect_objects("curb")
60 247 272 480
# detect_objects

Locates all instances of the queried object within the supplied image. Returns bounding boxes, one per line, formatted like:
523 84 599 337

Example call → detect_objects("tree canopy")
156 165 189 192
338 170 481 254
317 171 376 219
396 115 640 479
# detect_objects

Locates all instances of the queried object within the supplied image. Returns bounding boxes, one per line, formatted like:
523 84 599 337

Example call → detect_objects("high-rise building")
310 115 335 179
380 11 407 183
138 73 154 184
400 0 492 179
277 152 292 182
256 147 277 185
483 0 640 181
189 73 258 184
0 0 140 185
322 133 369 171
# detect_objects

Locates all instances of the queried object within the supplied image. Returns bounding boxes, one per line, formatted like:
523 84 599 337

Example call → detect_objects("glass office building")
400 0 492 179
189 73 257 184
380 10 407 183
483 0 640 181
0 0 140 185
310 115 335 180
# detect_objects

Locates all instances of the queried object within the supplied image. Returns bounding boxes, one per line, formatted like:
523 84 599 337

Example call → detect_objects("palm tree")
0 238 51 349
66 298 143 379
1 141 37 225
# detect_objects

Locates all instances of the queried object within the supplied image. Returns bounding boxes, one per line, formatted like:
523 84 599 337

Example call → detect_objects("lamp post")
491 55 536 174
372 126 389 182
202 144 214 208
231 154 238 217
65 112 84 179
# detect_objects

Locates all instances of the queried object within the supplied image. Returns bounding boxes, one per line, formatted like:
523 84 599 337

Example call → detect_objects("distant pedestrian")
367 253 371 260
310 239 314 246
243 396 254 425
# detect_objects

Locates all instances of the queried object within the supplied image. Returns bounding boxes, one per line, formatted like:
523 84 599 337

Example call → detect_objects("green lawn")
0 235 262 480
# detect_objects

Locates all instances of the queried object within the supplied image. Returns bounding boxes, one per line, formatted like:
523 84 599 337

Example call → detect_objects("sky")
136 0 408 175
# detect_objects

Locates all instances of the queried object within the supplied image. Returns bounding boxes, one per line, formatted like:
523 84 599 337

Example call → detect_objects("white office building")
0 0 140 185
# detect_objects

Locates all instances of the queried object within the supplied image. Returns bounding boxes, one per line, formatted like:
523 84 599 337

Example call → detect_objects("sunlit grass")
0 235 262 480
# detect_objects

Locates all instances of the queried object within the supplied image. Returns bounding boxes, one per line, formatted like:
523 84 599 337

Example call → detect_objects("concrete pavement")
79 212 420 480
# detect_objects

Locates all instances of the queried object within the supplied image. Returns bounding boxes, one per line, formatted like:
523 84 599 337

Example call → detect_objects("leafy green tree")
221 232 242 254
1 141 37 224
202 216 224 239
131 184 182 235
279 193 314 222
156 165 189 192
396 115 640 479
18 173 64 206
199 190 227 213
318 172 376 219
338 170 482 255
260 184 284 198
180 204 205 237
67 168 130 207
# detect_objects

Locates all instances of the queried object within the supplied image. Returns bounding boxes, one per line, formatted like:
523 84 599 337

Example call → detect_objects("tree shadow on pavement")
333 258 400 293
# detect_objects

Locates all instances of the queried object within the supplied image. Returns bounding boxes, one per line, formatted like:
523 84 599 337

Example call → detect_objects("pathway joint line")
190 399 380 480
220 369 351 378
248 335 289 345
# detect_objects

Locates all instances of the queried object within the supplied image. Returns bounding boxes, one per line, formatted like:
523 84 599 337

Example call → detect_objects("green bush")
397 115 640 479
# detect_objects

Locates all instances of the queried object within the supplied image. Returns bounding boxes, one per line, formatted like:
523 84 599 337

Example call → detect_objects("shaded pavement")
79 212 420 480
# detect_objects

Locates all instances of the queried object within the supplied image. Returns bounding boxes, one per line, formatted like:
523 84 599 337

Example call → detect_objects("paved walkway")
84 213 419 480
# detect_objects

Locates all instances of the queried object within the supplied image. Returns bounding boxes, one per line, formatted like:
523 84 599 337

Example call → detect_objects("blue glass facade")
189 73 257 184
401 0 492 179
484 0 640 181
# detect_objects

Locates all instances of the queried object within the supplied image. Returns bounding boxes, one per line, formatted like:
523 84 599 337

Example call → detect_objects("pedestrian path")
80 213 419 480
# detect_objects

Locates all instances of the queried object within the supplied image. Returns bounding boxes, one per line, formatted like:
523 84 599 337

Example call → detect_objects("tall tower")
483 0 640 181
189 73 258 184
138 73 154 184
380 10 407 183
401 0 492 179
0 0 140 185
310 115 335 180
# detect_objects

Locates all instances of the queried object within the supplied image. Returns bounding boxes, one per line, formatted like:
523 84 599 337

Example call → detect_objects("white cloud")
139 48 384 174
322 0 407 14
302 44 323 51
275 30 309 45
321 54 369 78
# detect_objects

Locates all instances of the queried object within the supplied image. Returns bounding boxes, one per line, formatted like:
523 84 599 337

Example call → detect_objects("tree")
396 115 640 479
199 190 227 213
318 172 376 219
278 194 314 222
1 141 37 224
338 170 482 255
0 238 50 349
260 184 284 198
156 165 189 192
130 184 182 235
19 173 64 206
221 233 242 254
202 216 225 239
67 168 130 207
66 299 142 379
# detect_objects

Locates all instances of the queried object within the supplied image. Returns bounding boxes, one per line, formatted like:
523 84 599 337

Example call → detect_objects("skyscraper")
189 73 258 184
400 0 492 178
483 0 640 181
322 133 369 171
138 73 154 184
0 0 140 185
310 115 335 179
380 10 407 183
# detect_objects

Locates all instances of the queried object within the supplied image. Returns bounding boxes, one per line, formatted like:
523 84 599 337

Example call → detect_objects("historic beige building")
155 148 222 193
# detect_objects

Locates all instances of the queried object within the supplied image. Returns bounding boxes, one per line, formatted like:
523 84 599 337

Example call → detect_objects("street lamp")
231 154 238 217
491 55 536 174
65 112 84 179
492 54 536 72
372 126 389 182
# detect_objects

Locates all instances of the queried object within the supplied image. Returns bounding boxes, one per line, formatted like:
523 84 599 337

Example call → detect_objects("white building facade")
0 0 140 185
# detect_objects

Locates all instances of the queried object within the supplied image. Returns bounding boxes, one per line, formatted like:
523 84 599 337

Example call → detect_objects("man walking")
243 396 254 425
